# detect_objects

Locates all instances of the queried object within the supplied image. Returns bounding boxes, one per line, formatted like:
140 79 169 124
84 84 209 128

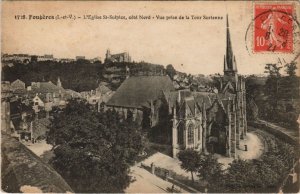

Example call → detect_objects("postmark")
254 4 294 53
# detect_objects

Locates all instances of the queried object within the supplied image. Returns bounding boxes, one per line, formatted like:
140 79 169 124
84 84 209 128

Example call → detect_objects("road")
256 119 299 143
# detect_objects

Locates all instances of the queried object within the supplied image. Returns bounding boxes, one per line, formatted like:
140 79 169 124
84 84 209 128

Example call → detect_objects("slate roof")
30 82 64 94
192 92 217 108
163 91 178 109
186 98 196 115
65 89 82 98
96 84 111 94
106 76 174 109
1 132 73 193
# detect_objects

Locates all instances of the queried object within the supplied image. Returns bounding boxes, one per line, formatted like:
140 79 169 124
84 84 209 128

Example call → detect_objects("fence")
140 162 204 193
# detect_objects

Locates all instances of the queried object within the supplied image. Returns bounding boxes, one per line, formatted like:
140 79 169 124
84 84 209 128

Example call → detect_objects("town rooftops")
29 81 64 94
96 84 111 94
106 76 174 109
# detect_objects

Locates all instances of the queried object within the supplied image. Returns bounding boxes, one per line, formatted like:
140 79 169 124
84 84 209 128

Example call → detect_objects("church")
105 49 132 63
106 15 247 158
168 16 247 158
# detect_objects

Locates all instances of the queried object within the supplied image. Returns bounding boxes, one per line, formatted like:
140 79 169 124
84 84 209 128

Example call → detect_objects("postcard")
1 1 299 193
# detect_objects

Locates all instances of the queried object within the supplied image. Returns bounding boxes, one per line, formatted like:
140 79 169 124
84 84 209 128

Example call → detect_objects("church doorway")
208 122 226 155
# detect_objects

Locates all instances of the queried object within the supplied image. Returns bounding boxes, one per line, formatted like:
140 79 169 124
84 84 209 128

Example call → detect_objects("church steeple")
224 15 237 76
57 77 62 87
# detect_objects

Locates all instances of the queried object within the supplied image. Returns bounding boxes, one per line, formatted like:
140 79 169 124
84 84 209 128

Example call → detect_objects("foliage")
213 131 297 193
2 61 104 92
197 154 223 188
47 99 144 192
246 63 299 129
285 62 297 77
166 64 176 79
2 60 170 92
264 63 282 78
176 132 297 193
178 149 202 182
218 154 288 193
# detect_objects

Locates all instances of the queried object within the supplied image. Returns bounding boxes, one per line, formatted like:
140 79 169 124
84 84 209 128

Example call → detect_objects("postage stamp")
254 4 294 53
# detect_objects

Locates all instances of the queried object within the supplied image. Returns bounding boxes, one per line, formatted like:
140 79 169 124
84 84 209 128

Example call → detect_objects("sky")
2 1 299 75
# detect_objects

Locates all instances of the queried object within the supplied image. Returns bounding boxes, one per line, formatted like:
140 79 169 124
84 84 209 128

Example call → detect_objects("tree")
178 149 201 183
166 64 176 79
47 99 144 192
197 154 223 191
284 62 297 77
264 63 282 118
2 60 104 92
264 63 282 78
221 157 288 193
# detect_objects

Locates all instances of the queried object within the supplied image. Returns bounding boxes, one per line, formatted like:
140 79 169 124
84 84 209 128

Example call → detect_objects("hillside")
2 60 167 92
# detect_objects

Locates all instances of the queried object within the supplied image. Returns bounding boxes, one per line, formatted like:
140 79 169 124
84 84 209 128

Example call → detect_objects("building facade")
169 15 247 158
10 79 25 92
105 49 131 63
1 81 12 133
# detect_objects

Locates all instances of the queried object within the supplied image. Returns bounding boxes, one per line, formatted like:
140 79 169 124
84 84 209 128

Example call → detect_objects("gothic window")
177 122 184 145
188 124 194 145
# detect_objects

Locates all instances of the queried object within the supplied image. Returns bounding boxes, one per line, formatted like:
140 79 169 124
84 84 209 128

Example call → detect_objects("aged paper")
1 1 299 193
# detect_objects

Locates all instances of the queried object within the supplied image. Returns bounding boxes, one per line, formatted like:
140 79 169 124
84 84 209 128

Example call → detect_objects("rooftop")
106 76 174 109
1 132 73 193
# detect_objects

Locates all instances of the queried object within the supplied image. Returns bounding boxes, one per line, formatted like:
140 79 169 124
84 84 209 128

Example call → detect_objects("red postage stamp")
254 4 294 53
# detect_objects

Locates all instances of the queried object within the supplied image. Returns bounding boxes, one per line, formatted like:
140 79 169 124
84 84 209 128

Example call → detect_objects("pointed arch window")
177 122 184 145
188 124 194 145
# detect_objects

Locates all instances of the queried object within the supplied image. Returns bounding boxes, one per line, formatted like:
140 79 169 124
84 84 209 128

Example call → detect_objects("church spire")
224 55 227 71
224 15 237 75
57 77 62 87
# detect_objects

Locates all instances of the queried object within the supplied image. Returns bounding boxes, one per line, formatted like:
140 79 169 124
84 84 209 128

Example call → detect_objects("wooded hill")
2 60 167 92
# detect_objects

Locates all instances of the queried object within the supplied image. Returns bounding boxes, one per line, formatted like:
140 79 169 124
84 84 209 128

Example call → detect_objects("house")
27 78 67 112
9 79 27 98
37 54 54 61
65 89 82 99
32 95 45 113
11 79 25 92
76 56 85 60
80 82 114 106
59 58 75 63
